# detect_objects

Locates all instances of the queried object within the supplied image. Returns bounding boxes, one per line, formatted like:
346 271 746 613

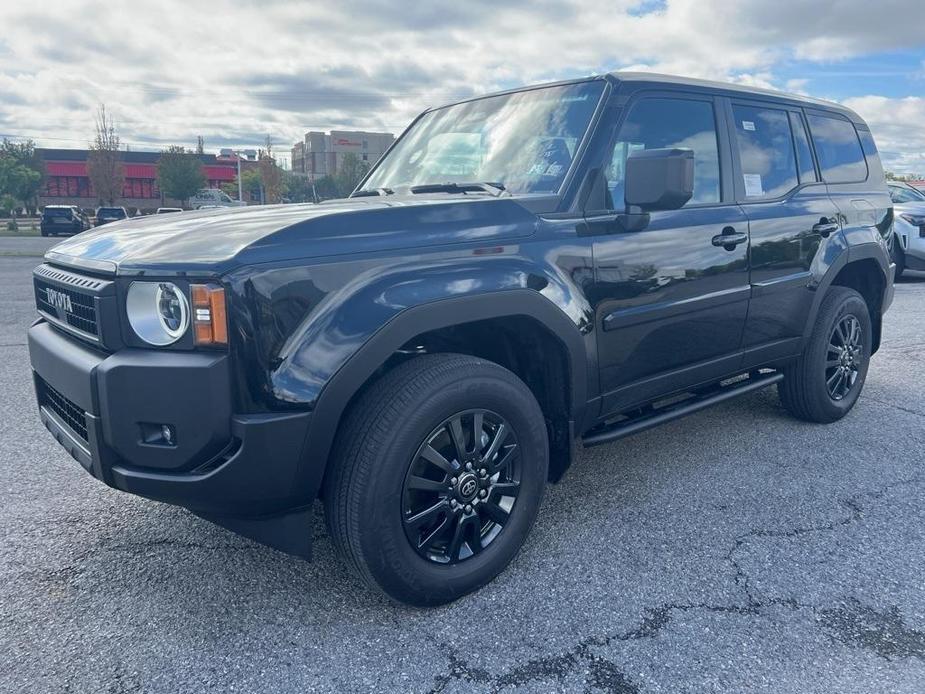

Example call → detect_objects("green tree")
156 146 206 207
334 152 369 197
1 139 45 213
87 104 124 205
241 168 263 203
219 181 239 198
282 171 314 203
0 152 41 229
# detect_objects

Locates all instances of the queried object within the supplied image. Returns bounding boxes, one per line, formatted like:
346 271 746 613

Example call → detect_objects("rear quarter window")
807 114 868 183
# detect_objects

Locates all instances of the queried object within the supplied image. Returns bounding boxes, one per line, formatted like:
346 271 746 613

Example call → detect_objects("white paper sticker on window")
742 121 756 131
743 174 764 197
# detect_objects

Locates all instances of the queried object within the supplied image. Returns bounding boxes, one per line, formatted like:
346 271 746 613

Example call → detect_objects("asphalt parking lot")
1 241 923 693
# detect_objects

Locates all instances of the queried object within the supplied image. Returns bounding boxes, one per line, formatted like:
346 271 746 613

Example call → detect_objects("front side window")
807 114 867 183
889 185 925 204
606 97 721 207
732 104 799 199
362 81 605 195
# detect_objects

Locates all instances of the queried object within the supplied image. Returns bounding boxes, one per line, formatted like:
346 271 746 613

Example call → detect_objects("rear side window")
732 104 799 199
607 97 721 207
807 114 867 183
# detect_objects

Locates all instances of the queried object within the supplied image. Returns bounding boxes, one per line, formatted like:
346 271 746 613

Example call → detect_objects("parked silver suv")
887 182 925 278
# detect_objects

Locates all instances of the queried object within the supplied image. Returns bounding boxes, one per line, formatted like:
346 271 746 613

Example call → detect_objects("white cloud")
0 0 922 166
842 96 925 174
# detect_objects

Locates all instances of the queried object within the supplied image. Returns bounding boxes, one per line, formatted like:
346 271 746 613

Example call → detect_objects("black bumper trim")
29 320 317 520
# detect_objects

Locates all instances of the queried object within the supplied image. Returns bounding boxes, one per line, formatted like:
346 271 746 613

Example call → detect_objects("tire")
323 353 549 606
890 233 905 281
778 286 872 423
40 229 48 237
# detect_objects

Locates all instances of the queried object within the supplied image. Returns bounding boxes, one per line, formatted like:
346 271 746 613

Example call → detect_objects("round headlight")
126 281 190 345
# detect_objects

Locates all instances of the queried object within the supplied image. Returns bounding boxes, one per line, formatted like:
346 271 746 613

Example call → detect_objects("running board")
582 372 784 448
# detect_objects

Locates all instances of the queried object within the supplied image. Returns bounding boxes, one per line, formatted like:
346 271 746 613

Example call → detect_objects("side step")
582 371 784 448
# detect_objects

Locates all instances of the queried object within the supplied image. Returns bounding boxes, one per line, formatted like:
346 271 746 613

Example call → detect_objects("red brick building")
36 148 241 210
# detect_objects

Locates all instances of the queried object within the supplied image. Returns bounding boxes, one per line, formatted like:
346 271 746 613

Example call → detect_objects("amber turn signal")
190 284 228 346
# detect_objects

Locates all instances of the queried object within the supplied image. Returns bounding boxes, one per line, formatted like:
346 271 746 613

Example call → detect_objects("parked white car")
887 182 925 279
188 189 247 209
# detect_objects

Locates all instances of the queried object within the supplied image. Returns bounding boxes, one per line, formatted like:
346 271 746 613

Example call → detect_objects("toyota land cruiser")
27 73 894 606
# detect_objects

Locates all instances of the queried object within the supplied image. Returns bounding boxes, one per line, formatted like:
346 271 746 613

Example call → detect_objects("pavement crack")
429 641 639 693
864 396 925 418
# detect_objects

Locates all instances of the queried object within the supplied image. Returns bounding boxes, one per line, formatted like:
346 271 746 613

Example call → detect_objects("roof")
609 72 862 122
430 71 862 125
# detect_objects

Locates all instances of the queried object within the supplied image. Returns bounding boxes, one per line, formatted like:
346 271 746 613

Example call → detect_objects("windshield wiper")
351 187 394 198
409 182 508 197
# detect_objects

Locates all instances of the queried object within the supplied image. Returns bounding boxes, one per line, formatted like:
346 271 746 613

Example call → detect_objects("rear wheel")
323 353 548 606
778 287 872 423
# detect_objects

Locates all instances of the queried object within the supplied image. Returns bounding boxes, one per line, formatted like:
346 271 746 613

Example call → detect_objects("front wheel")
323 353 548 606
778 286 872 423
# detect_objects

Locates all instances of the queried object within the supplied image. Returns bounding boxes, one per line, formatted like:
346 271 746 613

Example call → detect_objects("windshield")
362 81 605 195
43 208 72 218
889 185 925 204
99 208 125 217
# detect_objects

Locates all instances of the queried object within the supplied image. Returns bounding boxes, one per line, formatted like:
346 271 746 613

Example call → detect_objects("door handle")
711 227 748 250
813 218 839 238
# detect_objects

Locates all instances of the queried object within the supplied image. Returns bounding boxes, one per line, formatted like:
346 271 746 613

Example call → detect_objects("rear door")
588 92 751 415
725 99 840 366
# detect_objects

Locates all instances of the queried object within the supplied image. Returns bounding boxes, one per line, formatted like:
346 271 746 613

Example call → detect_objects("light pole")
236 154 243 202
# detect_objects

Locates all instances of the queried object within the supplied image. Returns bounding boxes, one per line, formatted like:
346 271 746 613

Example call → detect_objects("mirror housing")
624 148 695 212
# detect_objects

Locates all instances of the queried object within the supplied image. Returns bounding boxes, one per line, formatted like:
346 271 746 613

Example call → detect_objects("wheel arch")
806 242 890 354
305 290 591 496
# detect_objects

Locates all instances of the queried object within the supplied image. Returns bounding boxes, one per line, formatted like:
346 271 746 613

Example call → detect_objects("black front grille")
36 376 89 443
34 278 99 337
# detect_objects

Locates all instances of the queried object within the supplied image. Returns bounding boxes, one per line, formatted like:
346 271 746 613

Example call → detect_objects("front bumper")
28 320 313 518
895 217 925 268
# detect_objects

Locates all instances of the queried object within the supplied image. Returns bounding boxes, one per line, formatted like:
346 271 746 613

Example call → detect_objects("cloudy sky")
2 0 925 171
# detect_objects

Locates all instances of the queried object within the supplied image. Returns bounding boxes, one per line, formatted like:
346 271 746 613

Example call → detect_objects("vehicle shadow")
897 270 925 283
68 388 791 618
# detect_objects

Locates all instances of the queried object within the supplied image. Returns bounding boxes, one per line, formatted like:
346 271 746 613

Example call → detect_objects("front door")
587 93 751 416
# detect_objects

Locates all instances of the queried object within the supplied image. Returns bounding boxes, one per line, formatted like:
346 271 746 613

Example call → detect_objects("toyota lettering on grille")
46 287 74 314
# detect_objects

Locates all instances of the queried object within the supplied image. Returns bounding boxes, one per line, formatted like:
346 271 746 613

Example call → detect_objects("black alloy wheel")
323 353 548 606
402 409 520 564
778 286 872 423
826 314 863 401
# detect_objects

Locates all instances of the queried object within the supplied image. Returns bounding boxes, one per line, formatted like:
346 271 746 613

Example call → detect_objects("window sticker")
742 121 756 131
743 173 764 197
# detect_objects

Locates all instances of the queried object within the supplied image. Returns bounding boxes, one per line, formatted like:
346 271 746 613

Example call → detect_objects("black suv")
95 206 128 226
27 74 894 605
40 205 89 236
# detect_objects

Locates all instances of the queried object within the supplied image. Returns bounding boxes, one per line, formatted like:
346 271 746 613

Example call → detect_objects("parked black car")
39 205 90 236
28 73 894 605
95 206 128 226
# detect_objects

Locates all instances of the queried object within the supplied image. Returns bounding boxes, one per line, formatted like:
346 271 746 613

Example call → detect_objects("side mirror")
624 148 694 212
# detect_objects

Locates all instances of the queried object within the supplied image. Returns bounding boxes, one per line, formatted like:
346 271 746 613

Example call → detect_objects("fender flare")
803 239 891 345
301 289 590 496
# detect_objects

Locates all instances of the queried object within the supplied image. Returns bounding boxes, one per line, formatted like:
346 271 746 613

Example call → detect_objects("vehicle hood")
46 196 539 276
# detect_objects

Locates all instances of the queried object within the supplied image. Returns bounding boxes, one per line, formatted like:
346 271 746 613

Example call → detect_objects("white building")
291 130 395 180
